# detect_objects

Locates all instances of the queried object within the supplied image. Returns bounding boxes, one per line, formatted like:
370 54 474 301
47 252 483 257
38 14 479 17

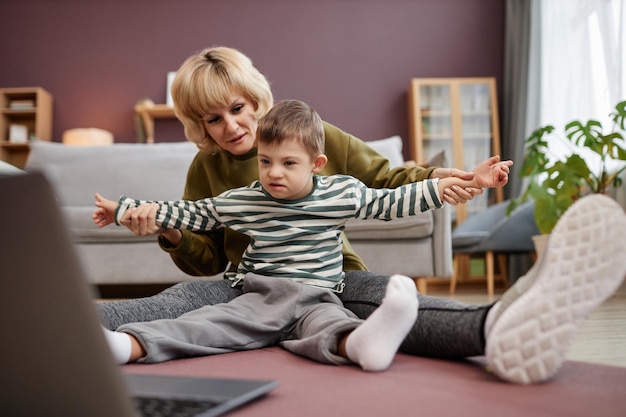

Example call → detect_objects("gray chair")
450 200 539 297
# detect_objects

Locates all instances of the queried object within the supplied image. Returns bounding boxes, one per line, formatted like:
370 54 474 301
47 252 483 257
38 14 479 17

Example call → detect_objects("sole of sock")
485 194 626 384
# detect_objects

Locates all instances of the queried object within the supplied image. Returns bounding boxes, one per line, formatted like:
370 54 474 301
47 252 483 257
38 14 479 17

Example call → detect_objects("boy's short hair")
256 99 325 158
171 46 274 153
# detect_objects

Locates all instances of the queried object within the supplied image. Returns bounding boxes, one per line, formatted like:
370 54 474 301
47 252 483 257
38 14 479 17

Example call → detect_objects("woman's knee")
339 271 389 319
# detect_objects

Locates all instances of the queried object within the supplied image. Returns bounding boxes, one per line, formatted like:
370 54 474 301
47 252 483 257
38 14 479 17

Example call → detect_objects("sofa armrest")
343 204 452 281
25 140 198 206
0 160 24 176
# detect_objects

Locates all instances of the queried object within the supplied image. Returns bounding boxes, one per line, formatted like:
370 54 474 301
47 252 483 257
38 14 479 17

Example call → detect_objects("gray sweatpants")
100 271 490 359
118 274 361 364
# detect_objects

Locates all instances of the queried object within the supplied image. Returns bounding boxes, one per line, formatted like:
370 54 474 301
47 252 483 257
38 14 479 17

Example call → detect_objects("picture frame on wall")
9 124 28 143
166 72 176 107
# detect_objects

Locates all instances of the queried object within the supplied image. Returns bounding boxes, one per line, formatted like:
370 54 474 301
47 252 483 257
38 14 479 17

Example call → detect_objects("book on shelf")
9 99 35 110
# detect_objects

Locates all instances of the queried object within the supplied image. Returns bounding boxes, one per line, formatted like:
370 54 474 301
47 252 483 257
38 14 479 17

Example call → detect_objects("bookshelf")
408 77 502 224
0 87 53 168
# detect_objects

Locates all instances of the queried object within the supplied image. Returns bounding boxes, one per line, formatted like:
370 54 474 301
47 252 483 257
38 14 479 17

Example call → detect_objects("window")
534 0 625 172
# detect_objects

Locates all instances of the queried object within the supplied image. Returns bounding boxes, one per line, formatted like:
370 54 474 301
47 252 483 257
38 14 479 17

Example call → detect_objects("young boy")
94 99 511 371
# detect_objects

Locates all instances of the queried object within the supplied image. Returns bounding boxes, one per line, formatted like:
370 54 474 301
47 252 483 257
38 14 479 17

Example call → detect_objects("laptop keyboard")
133 396 221 417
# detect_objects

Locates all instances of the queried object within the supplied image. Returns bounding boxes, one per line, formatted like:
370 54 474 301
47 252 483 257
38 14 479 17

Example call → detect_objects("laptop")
0 172 277 417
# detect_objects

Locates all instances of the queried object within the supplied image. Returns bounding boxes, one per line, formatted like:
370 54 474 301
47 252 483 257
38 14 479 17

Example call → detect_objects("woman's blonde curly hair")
171 46 273 153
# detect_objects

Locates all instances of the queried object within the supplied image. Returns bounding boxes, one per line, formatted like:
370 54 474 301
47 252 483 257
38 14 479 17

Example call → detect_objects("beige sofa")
25 138 452 290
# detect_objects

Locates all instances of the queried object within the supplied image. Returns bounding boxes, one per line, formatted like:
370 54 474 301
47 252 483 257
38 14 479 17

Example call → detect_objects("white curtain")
529 0 625 173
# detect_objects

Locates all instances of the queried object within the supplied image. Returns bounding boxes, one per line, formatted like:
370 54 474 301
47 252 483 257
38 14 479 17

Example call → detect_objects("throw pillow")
365 135 405 168
425 150 447 168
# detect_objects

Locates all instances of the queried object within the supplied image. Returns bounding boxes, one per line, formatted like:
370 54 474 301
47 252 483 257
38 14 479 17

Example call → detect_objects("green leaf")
611 100 626 129
566 120 603 154
518 125 553 178
563 154 592 178
524 125 553 152
534 197 561 235
604 132 626 160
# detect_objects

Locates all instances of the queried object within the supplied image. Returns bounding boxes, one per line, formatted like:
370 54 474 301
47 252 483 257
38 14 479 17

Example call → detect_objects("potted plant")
508 100 626 245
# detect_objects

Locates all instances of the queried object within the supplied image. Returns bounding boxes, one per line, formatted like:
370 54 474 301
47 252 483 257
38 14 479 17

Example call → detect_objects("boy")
95 99 511 371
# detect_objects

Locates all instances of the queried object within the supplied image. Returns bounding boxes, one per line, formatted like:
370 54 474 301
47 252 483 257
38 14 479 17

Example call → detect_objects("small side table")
134 103 176 143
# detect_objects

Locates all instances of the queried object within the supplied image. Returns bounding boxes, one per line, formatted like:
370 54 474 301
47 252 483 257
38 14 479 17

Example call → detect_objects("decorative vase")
532 234 550 259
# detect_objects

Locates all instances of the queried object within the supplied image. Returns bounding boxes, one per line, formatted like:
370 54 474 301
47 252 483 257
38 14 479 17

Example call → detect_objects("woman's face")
201 94 258 155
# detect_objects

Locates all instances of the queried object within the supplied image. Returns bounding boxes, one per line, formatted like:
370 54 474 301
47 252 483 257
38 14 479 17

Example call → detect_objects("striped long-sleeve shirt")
116 174 442 292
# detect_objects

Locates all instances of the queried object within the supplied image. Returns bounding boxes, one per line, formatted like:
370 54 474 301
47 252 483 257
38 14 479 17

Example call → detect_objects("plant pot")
532 234 550 259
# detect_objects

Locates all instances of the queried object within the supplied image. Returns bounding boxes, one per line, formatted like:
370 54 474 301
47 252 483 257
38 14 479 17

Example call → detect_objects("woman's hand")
122 204 183 244
118 202 163 236
431 167 483 205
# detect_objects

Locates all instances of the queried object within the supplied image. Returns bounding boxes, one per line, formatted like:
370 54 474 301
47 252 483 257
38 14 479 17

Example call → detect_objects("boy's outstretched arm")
93 193 118 228
93 194 162 236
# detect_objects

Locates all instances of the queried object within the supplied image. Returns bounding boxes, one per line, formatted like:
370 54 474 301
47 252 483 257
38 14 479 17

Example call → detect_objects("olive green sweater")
158 121 436 277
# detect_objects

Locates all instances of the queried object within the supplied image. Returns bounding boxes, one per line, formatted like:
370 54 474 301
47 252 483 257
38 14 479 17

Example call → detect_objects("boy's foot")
102 326 132 365
485 194 626 384
345 274 418 371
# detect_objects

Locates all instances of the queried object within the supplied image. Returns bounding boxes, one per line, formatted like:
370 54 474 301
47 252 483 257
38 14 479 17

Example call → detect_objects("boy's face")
257 137 327 200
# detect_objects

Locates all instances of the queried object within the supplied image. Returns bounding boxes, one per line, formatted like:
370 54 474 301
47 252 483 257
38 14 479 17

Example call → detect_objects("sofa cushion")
64 206 156 243
346 136 437 240
26 140 198 206
450 231 491 249
344 214 434 240
25 141 199 246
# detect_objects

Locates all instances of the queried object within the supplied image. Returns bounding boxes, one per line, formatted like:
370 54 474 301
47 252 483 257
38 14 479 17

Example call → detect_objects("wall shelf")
0 87 53 168
134 103 176 144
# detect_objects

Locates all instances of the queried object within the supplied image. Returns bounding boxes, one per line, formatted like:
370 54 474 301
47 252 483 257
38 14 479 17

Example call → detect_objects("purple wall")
0 0 504 158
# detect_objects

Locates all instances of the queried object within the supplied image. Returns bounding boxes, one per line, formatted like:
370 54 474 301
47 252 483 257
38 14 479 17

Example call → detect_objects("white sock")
345 275 418 372
102 326 132 365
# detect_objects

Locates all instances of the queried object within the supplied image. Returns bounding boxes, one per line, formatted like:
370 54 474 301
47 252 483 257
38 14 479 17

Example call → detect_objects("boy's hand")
473 155 513 188
92 193 118 228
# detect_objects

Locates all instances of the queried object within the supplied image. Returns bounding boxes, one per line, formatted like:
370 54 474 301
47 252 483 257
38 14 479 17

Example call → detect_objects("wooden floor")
427 280 626 368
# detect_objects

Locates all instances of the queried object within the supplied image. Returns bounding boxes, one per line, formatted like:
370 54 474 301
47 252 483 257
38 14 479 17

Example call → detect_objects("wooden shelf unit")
0 87 53 168
408 77 502 224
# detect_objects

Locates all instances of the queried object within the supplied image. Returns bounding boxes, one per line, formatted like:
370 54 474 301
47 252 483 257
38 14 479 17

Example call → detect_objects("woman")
96 46 618 384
